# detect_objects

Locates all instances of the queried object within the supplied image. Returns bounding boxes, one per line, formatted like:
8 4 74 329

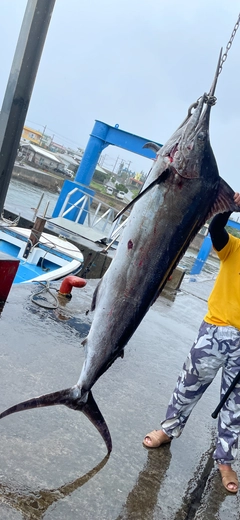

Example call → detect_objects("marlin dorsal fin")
113 169 169 222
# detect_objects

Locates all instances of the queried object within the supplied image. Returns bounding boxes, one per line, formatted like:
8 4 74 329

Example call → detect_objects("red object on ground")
59 276 86 296
0 253 20 302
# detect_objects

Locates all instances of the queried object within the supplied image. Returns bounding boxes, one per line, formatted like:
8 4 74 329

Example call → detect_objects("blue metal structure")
190 218 240 275
52 120 162 221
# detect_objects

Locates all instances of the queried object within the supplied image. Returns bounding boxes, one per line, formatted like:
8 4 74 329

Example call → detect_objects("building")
127 177 143 188
55 153 79 174
49 142 66 154
20 143 61 170
21 126 42 145
40 134 52 148
66 147 84 160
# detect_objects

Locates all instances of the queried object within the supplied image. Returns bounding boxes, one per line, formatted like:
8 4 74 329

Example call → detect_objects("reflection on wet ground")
116 431 220 520
0 455 109 520
173 435 215 520
116 444 172 520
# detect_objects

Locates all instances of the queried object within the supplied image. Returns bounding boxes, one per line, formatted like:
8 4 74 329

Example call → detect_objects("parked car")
106 186 113 195
116 191 125 200
65 169 74 178
54 167 65 173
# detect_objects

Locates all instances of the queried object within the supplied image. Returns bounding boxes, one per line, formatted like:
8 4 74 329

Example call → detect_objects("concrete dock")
0 275 239 519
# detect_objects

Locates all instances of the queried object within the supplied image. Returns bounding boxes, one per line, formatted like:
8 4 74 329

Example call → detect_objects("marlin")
1 51 239 453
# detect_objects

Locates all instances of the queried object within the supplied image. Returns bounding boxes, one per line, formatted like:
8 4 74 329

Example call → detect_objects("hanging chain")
218 13 240 75
184 13 240 119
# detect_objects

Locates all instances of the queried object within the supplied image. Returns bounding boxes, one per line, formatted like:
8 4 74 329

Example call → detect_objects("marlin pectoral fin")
113 169 170 222
0 387 112 453
207 178 240 220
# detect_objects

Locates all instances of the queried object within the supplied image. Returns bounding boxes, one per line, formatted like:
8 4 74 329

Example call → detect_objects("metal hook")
187 100 199 118
207 47 223 98
176 100 199 130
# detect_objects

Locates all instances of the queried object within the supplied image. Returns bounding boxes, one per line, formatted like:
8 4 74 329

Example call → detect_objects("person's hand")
234 192 240 206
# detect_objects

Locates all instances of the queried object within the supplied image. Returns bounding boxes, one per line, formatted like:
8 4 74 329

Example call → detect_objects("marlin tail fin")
0 388 112 453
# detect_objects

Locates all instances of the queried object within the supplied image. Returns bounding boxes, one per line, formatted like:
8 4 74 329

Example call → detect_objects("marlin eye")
197 132 205 140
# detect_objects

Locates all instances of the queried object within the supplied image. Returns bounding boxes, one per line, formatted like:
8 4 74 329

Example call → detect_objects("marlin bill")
1 51 240 454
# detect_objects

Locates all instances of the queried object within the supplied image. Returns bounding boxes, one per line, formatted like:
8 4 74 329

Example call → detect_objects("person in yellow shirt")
143 192 240 493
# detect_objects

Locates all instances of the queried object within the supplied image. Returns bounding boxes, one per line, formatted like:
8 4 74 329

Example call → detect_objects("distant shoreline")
12 163 128 212
12 163 63 193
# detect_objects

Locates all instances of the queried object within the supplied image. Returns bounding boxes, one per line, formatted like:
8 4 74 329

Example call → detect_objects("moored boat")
0 226 84 284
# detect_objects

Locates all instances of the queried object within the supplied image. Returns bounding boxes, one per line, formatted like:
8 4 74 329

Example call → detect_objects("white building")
20 143 61 170
55 153 79 173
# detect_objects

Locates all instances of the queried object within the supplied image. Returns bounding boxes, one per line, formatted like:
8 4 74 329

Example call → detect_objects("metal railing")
52 187 129 242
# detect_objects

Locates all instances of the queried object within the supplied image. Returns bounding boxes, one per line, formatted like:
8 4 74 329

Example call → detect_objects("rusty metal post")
23 216 46 259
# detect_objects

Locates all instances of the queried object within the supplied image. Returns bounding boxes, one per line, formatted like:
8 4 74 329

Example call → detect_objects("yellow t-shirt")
204 234 240 330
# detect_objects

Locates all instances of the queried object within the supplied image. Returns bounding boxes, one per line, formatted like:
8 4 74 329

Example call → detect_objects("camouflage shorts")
161 320 240 464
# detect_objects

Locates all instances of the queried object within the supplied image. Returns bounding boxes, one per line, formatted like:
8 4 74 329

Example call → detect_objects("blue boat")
0 226 84 284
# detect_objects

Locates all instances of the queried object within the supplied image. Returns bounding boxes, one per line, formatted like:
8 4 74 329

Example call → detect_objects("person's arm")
208 212 230 251
208 192 240 252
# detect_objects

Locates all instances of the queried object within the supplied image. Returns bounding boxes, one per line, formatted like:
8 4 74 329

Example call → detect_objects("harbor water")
5 178 59 221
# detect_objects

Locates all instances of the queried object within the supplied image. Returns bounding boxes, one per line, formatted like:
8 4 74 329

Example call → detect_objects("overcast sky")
1 0 240 184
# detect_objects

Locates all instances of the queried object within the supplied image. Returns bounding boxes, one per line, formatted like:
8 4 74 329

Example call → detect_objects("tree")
115 183 128 193
93 170 106 183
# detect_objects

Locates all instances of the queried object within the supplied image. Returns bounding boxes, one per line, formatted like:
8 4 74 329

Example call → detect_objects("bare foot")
143 429 171 448
218 464 238 493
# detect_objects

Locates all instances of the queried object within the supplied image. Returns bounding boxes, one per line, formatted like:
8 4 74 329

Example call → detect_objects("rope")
30 281 59 309
0 214 20 228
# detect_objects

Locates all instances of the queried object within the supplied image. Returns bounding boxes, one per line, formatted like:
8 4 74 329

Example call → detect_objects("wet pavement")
0 276 240 519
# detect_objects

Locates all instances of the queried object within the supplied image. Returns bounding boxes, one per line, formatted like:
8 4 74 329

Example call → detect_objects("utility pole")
127 160 132 173
99 154 106 167
39 124 47 146
48 134 55 150
112 156 120 173
0 0 56 215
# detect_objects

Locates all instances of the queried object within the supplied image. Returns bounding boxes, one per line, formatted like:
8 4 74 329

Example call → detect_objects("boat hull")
0 227 83 283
